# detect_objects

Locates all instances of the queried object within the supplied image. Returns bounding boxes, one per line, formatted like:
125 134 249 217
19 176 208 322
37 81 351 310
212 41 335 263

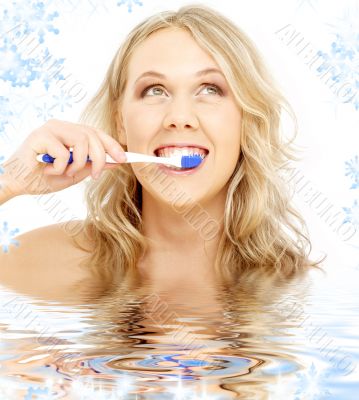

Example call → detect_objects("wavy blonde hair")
72 3 324 286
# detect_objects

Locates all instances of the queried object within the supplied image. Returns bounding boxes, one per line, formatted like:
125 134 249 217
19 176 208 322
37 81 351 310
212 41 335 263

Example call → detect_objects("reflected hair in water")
73 3 325 285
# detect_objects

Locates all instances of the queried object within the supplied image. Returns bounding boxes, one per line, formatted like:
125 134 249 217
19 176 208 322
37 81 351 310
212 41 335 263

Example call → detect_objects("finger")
46 119 90 149
49 121 125 163
93 128 126 162
38 138 72 176
87 134 106 179
64 136 89 177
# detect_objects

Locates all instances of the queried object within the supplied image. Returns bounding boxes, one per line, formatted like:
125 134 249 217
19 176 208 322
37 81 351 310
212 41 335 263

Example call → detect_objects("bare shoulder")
0 220 94 299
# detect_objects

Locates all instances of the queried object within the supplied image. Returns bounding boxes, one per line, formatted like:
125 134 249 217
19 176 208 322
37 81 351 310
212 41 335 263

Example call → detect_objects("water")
0 261 358 399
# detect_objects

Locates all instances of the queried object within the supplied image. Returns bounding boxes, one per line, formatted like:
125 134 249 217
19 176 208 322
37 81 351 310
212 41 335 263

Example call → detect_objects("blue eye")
141 83 223 97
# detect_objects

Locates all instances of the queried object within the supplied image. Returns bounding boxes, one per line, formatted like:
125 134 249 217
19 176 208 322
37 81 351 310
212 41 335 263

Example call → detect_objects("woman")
0 4 323 300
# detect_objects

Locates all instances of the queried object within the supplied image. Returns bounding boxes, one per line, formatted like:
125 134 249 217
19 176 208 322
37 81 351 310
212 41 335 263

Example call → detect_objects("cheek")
124 108 153 152
123 107 159 150
216 145 240 178
211 108 241 155
212 125 241 176
222 110 241 158
127 99 163 121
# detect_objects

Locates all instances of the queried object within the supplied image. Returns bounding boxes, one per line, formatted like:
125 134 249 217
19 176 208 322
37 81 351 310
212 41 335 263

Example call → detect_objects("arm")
0 175 18 205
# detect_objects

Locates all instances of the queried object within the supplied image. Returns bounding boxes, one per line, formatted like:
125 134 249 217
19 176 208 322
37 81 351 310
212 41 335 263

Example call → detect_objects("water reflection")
0 264 358 399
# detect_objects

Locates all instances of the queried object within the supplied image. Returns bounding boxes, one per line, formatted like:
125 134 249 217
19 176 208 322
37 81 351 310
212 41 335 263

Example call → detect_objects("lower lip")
157 154 208 175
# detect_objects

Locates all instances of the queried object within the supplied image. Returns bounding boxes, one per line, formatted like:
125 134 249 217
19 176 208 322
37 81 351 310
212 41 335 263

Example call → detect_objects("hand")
1 119 126 197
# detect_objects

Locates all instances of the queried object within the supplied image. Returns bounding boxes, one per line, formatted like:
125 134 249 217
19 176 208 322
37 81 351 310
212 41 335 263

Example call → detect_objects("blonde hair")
73 3 324 286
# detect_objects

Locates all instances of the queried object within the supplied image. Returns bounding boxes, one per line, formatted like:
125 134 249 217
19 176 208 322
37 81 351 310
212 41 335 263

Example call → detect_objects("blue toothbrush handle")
39 151 91 164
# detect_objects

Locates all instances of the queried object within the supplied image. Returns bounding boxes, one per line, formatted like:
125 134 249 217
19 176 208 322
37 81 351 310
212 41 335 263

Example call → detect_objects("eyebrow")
134 68 225 85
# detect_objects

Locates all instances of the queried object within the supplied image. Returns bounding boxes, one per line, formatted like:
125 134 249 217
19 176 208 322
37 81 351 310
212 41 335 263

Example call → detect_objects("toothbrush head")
181 154 203 169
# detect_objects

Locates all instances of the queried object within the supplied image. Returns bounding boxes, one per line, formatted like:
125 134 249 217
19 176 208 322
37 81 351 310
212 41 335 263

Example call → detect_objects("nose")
162 96 199 132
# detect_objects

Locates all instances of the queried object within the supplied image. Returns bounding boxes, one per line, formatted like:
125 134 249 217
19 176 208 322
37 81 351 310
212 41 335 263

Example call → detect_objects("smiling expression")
116 27 242 206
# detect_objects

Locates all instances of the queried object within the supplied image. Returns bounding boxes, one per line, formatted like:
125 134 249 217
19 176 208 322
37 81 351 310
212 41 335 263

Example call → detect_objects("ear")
115 108 127 147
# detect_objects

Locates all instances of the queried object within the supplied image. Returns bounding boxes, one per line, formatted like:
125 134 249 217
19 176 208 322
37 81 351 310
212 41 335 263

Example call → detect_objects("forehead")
126 28 220 81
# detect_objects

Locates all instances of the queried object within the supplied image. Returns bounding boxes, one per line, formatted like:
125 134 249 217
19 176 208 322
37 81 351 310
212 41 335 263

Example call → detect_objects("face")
116 28 241 208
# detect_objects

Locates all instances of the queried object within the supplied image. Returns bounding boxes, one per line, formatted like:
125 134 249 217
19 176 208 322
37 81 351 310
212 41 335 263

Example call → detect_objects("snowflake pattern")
1 1 60 45
0 43 38 87
343 199 359 229
345 155 359 189
0 41 65 90
51 90 73 113
343 154 359 235
0 221 20 253
0 96 14 137
0 0 67 134
315 9 359 110
35 101 56 121
70 375 137 399
116 0 143 13
24 385 52 400
294 363 332 399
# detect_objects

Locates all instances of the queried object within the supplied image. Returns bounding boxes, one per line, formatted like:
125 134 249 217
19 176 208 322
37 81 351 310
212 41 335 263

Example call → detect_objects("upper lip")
154 143 209 155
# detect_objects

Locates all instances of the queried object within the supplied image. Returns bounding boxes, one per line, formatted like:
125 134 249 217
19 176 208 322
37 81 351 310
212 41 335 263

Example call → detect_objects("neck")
142 191 225 252
137 186 226 286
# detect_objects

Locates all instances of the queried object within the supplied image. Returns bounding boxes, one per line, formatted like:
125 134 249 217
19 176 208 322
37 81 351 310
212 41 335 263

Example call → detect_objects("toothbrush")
36 151 203 169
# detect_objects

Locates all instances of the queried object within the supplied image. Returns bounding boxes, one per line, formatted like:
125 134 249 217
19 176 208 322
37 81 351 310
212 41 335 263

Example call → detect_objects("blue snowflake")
28 47 66 91
294 363 332 399
343 199 359 229
1 1 60 44
0 44 38 87
345 155 359 189
35 102 56 121
0 97 14 136
314 9 359 111
0 221 20 253
316 48 358 110
24 385 52 400
0 10 24 48
116 0 143 13
0 40 65 89
0 2 64 90
51 90 73 113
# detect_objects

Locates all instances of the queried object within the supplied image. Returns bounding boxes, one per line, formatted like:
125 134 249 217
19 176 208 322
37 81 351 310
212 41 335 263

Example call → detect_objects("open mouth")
153 146 209 171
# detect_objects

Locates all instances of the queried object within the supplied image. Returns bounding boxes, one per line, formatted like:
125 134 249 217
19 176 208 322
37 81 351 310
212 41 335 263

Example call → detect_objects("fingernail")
114 149 126 162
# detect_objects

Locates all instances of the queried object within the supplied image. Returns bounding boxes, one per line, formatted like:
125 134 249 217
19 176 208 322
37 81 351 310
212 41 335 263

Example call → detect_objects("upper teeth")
156 146 208 158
